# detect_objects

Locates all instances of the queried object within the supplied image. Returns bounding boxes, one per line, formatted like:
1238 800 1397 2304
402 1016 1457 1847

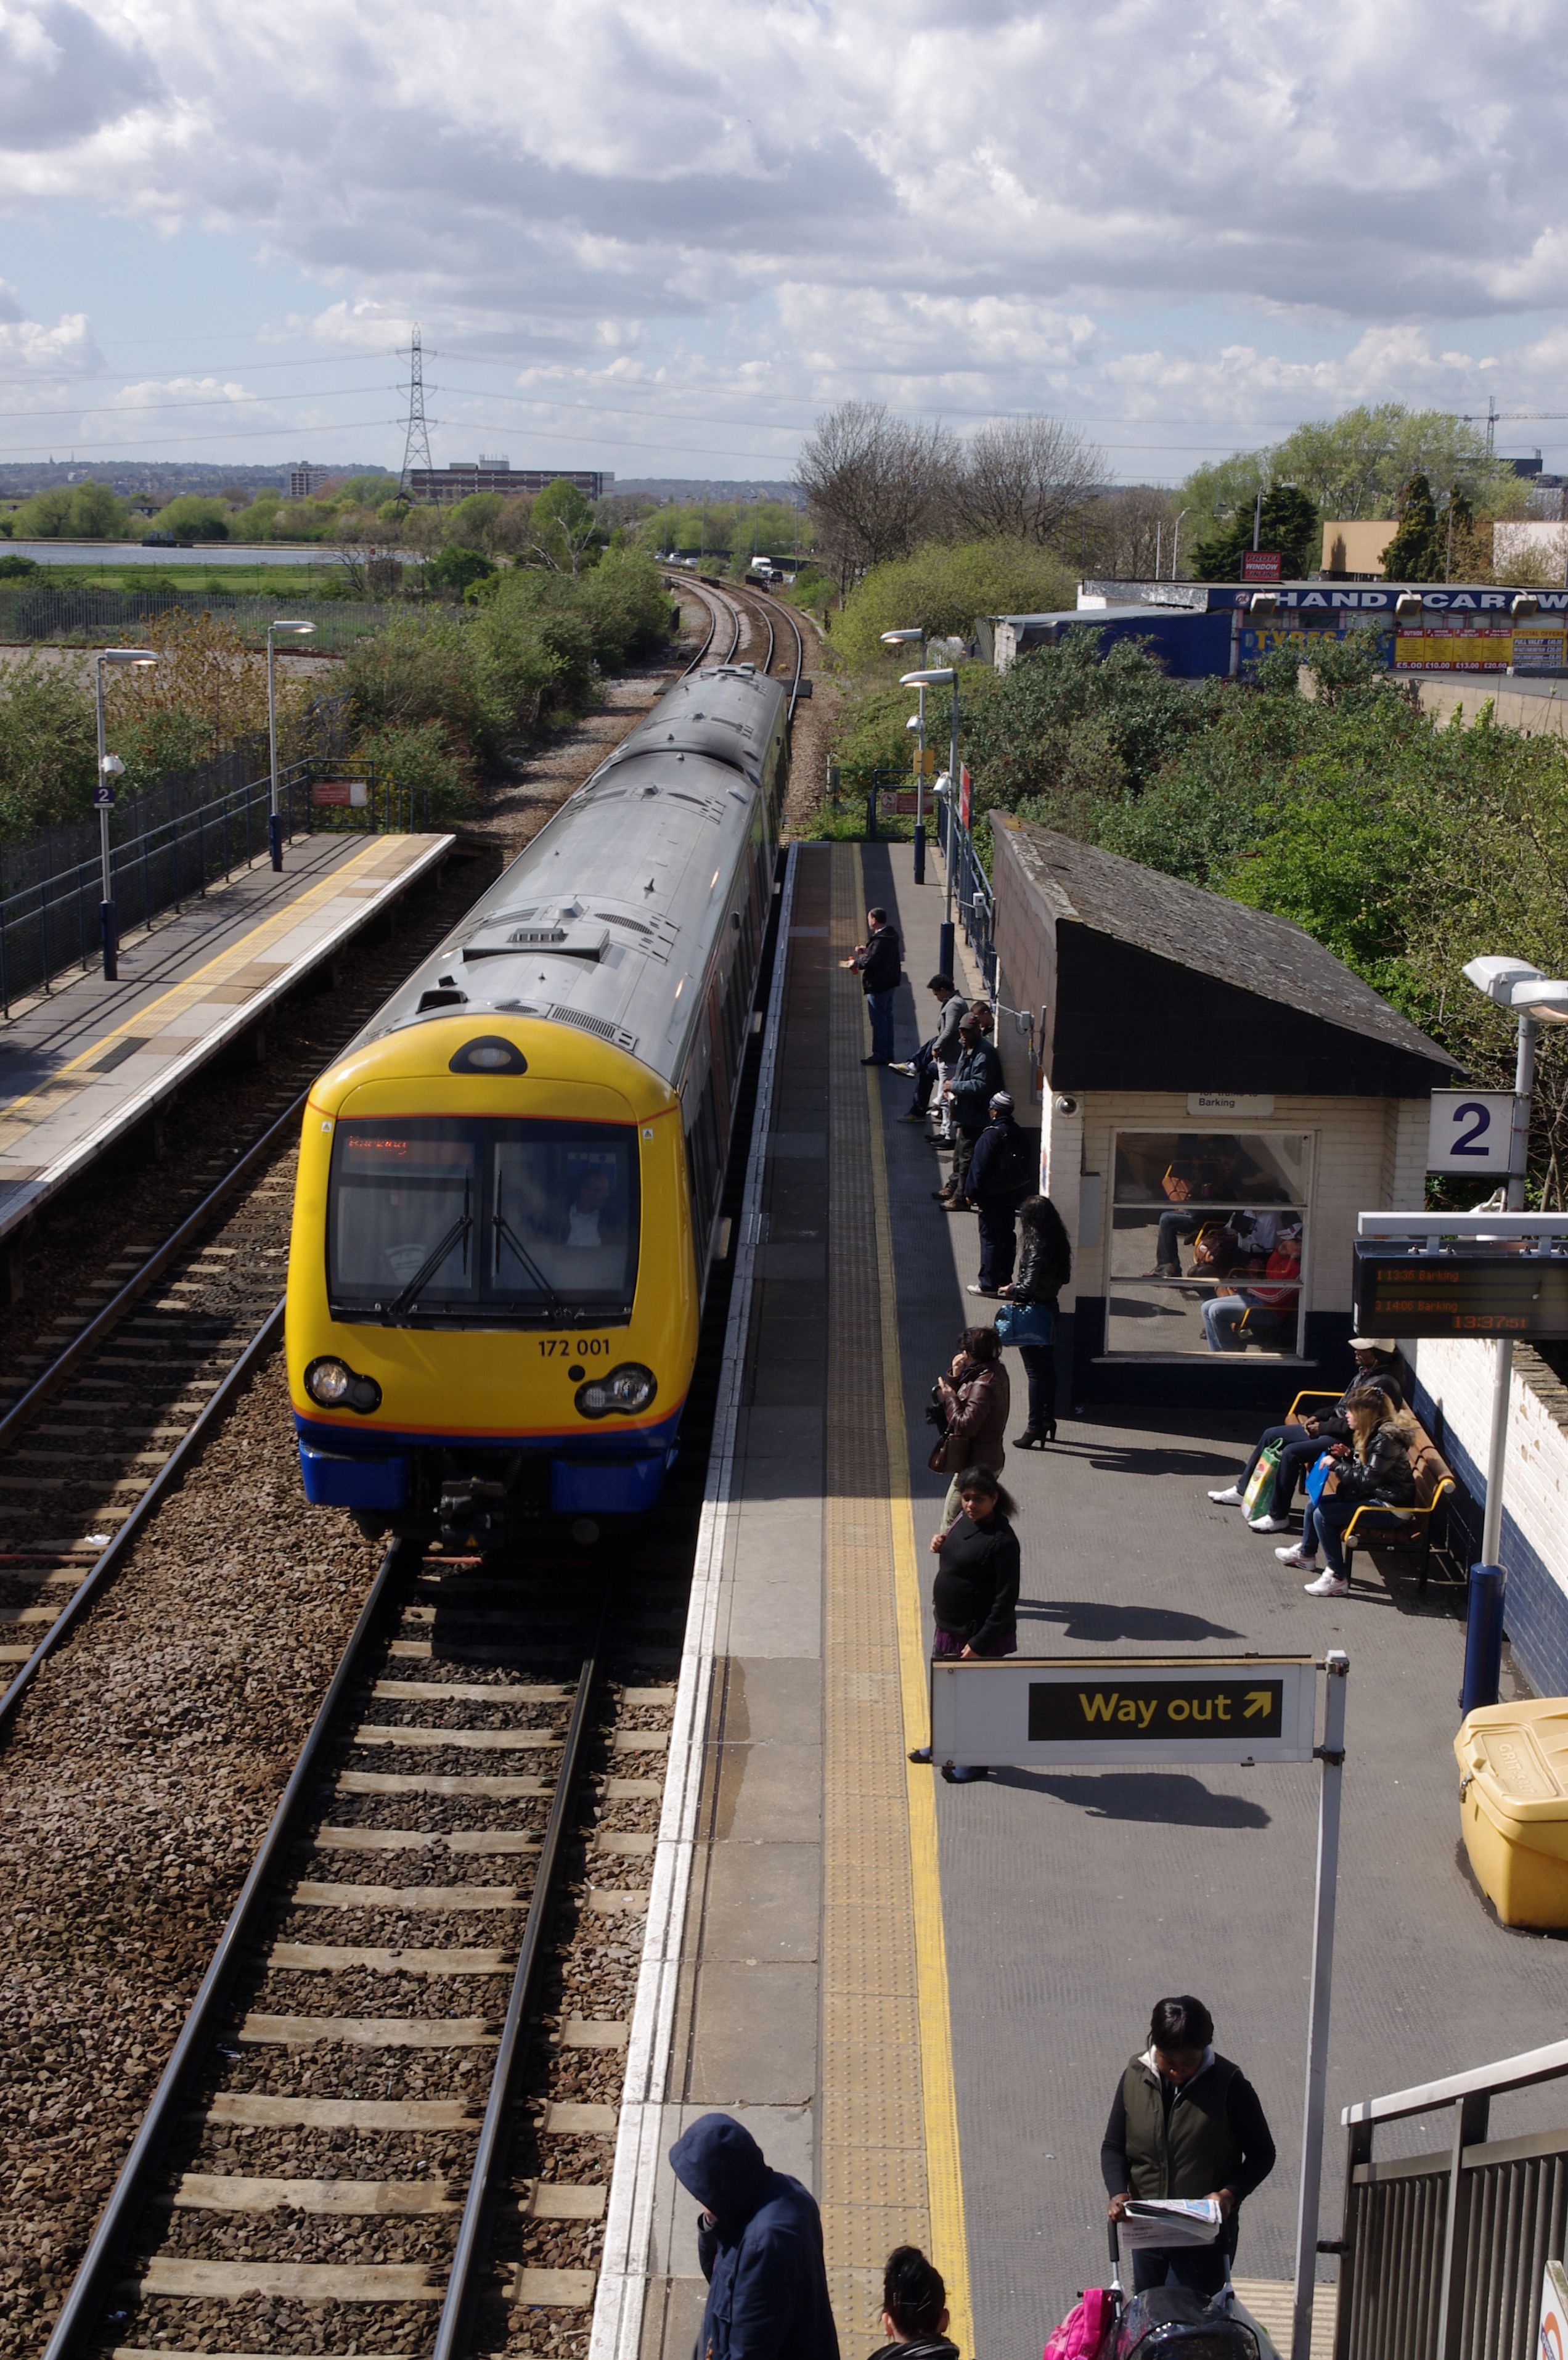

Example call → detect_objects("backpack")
1112 2286 1260 2358
1043 2285 1118 2360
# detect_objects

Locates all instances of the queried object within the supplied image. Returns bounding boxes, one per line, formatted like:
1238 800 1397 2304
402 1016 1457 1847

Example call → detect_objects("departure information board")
1352 1242 1568 1337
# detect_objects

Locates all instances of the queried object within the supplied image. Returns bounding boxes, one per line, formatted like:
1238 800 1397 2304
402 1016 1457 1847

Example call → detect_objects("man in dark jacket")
669 2112 839 2360
934 1016 1003 1209
965 1092 1034 1294
843 906 902 1065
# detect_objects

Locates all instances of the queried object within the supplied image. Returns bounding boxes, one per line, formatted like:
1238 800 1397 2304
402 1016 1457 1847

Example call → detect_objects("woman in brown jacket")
931 1325 1010 1538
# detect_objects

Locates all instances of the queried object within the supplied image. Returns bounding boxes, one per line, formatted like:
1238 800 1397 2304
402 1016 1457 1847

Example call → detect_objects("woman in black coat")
999 1192 1072 1446
909 1465 1021 1786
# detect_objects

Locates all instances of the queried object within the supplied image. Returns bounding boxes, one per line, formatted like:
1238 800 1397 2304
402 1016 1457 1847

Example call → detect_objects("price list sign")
1352 1240 1568 1338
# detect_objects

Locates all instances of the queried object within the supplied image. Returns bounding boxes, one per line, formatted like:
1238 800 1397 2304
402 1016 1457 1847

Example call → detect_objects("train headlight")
575 1363 657 1419
304 1356 382 1414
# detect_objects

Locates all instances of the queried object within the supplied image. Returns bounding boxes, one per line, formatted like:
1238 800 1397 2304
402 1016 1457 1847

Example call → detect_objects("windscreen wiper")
384 1213 473 1321
493 1213 571 1322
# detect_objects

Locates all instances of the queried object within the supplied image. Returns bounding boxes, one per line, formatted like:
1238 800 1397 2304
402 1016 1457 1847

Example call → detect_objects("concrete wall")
1414 676 1568 737
1409 1340 1568 1700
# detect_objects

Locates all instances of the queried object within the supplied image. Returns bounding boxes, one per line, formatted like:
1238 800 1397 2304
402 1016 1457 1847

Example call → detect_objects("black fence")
0 754 428 1015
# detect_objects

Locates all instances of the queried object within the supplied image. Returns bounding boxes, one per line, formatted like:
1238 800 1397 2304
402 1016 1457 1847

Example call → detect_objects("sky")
3 0 1568 488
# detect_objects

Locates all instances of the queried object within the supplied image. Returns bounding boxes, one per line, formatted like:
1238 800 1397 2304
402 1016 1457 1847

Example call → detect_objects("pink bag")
1042 2285 1116 2360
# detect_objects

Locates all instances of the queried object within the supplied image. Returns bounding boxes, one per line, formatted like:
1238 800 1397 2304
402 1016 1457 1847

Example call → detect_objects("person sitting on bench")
1207 1337 1403 1529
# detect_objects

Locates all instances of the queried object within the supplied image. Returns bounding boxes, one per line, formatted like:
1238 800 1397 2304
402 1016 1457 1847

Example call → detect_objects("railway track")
667 568 806 716
40 1536 685 2359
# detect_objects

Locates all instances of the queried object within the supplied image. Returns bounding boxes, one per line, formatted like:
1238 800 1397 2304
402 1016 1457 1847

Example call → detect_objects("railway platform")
595 840 1568 2360
0 827 452 1251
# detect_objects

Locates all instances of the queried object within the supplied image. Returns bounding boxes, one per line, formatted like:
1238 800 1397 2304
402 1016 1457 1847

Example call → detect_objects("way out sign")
929 1653 1317 1766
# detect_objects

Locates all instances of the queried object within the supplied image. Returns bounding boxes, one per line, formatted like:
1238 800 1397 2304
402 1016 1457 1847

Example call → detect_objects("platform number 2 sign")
1426 1091 1516 1173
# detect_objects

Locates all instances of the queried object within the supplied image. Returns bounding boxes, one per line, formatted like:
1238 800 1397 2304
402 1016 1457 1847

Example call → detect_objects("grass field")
2 561 345 595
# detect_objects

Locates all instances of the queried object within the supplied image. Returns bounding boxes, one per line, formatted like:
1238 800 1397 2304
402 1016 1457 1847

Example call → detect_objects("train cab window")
328 1116 639 1325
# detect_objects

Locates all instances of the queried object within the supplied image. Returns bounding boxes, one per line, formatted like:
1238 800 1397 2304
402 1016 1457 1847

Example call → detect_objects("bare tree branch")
955 414 1104 545
795 401 957 592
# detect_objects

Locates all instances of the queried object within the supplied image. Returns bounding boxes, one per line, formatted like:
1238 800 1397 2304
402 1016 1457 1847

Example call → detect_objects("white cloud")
6 0 1568 469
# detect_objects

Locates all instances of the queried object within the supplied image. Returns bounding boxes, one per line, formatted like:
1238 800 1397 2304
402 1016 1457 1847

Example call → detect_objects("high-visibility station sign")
928 1653 1318 1766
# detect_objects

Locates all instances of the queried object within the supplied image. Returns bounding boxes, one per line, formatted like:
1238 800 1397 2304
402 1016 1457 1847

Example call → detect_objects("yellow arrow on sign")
1244 1691 1273 1719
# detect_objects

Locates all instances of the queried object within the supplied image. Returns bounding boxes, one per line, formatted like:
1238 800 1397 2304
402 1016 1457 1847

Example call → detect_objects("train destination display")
1352 1240 1568 1338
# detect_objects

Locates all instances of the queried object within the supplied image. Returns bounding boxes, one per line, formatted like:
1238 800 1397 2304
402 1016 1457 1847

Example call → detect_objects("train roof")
345 662 786 1089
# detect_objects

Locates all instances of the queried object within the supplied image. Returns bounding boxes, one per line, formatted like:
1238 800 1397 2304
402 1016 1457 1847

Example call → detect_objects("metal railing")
1334 2036 1568 2360
935 789 997 993
0 756 424 1014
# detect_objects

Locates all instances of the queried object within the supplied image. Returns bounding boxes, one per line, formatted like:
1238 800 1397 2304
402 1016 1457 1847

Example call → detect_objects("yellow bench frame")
1283 1393 1458 1594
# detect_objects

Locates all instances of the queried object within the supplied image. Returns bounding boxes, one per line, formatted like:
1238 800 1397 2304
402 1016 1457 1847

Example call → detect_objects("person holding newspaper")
1100 1994 1276 2296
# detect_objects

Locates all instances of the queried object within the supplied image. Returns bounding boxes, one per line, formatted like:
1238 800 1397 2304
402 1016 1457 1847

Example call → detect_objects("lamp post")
266 620 316 869
1462 957 1568 1564
900 665 959 973
1170 508 1189 580
94 649 158 981
881 628 927 881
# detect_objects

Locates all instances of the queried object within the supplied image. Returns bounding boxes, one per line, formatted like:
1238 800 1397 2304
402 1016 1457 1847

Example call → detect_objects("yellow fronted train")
285 658 787 1547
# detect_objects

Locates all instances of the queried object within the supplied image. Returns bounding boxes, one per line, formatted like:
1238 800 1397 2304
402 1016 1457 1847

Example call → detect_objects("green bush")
354 720 473 827
571 547 674 668
425 544 496 596
0 656 97 837
968 633 1225 831
829 663 995 797
341 609 506 761
833 540 1077 670
147 494 231 543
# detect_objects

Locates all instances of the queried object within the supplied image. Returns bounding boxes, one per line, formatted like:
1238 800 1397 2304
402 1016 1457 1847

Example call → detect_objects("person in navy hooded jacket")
668 2112 840 2360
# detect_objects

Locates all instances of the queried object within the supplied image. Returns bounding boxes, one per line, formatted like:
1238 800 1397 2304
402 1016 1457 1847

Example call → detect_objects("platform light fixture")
901 665 962 967
95 649 158 981
267 620 316 869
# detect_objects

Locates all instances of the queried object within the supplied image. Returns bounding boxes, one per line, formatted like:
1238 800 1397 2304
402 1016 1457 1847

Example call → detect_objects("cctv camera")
1053 1094 1079 1116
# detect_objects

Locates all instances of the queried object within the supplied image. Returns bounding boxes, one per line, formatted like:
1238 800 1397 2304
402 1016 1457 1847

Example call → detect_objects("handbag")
994 1299 1054 1347
1241 1443 1279 1519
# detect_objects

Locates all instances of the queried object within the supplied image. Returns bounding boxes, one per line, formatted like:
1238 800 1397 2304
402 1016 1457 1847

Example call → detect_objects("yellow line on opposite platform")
859 845 973 2354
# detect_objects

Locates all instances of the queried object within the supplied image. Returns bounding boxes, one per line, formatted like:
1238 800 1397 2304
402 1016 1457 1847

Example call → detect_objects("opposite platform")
0 827 452 1246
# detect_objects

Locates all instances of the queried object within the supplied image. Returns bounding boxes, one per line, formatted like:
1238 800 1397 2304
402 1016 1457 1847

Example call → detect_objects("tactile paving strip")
820 846 930 2335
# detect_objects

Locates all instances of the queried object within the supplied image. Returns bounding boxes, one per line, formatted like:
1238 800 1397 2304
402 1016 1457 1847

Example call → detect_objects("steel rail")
433 1618 603 2358
39 1534 412 2359
0 1295 286 1739
0 1083 309 1454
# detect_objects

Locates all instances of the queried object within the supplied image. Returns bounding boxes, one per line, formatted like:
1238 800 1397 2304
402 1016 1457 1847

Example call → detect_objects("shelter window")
1104 1130 1311 1359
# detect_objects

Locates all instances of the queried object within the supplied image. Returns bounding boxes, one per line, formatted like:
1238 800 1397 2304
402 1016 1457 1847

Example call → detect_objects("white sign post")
929 1650 1347 2360
1426 1091 1517 1174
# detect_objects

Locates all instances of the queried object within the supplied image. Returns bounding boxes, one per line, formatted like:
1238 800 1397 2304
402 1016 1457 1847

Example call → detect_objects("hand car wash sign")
1241 586 1568 675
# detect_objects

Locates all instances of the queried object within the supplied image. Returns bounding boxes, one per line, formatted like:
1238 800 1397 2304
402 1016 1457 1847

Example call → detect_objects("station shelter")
987 815 1461 1409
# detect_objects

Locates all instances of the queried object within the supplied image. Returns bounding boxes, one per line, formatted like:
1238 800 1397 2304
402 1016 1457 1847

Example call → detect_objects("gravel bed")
0 1347 381 2355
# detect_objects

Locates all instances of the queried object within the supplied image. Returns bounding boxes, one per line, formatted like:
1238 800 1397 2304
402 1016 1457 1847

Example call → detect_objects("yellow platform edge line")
859 855 973 2351
1 835 430 1126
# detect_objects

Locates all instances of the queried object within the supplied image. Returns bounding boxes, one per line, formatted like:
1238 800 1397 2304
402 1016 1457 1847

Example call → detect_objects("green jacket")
1121 2049 1245 2200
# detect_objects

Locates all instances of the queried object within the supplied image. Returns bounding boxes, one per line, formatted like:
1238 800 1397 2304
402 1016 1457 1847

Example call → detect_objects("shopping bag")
1305 1451 1337 1504
1241 1444 1280 1520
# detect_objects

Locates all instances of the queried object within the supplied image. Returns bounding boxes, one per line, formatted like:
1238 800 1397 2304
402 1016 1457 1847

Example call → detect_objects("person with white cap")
965 1089 1034 1295
1207 1336 1405 1531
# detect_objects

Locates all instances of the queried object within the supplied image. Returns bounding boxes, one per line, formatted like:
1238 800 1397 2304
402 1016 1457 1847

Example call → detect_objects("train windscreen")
329 1116 639 1324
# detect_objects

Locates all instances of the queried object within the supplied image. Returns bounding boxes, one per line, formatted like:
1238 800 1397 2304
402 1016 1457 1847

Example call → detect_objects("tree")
832 539 1077 668
446 491 507 553
795 401 957 592
953 414 1103 546
11 486 78 538
1190 484 1319 580
1180 404 1507 549
1379 474 1443 581
525 480 602 575
423 543 495 596
147 494 231 542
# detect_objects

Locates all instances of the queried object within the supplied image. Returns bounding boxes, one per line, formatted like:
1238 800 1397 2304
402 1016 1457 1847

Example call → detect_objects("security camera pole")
94 649 159 981
881 628 927 881
900 665 959 974
267 620 316 870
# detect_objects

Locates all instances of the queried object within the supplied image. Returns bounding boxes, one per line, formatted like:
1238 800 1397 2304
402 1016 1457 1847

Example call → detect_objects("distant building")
288 464 331 499
409 460 613 505
1321 520 1398 578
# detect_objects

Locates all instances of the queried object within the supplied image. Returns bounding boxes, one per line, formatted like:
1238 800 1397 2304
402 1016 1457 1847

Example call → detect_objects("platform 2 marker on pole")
930 1650 1347 2360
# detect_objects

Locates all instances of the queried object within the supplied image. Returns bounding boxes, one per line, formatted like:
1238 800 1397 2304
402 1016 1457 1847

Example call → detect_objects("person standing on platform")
934 1015 1003 1209
910 1465 1020 1784
965 1091 1033 1295
928 1325 1010 1533
668 2112 840 2360
843 905 902 1067
1101 1994 1276 2298
1000 1193 1072 1446
865 2246 959 2360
